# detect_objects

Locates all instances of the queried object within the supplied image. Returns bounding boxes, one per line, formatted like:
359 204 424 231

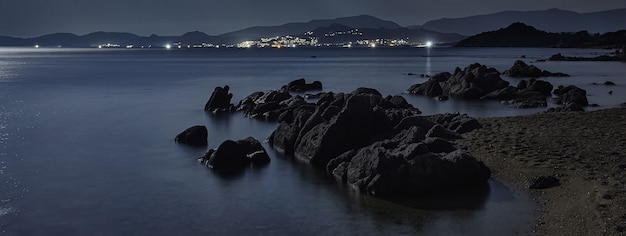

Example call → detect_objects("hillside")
418 8 626 36
455 22 626 48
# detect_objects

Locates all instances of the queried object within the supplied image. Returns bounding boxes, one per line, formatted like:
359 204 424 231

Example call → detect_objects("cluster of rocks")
503 60 569 77
548 52 625 62
281 78 322 92
408 62 591 110
175 125 271 172
264 87 490 196
407 63 555 108
185 77 492 195
407 63 508 101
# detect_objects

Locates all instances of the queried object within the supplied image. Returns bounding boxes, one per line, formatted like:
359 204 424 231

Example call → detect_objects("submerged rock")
198 137 270 171
175 125 208 147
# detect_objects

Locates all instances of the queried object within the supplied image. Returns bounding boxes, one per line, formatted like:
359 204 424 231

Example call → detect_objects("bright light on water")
165 44 172 49
426 41 433 48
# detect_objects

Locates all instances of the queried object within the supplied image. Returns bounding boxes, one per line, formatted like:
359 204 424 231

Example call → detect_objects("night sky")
2 0 625 37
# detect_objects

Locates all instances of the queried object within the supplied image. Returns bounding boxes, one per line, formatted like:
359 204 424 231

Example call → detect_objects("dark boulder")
439 63 509 99
339 141 490 196
198 137 270 171
528 175 560 189
504 60 569 77
237 90 294 120
205 85 234 112
408 79 443 97
294 93 391 167
481 86 518 100
519 79 553 96
427 113 482 134
553 85 589 107
281 78 323 92
175 125 208 147
351 87 383 97
426 124 462 140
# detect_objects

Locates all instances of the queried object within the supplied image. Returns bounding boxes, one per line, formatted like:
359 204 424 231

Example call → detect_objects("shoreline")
460 108 626 235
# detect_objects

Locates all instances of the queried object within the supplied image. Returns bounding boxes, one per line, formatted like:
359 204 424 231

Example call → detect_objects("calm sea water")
0 47 624 235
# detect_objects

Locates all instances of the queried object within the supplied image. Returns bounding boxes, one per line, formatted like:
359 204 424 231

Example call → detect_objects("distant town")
92 28 435 50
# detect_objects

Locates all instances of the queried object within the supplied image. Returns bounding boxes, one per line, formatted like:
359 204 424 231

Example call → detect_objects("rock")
481 86 518 100
175 125 208 146
199 137 270 171
504 60 569 77
387 95 412 109
427 113 482 134
409 64 558 110
294 93 391 167
245 84 489 197
351 87 382 97
548 53 621 62
440 63 509 99
237 90 294 120
426 124 462 140
205 85 234 112
341 144 490 196
553 85 589 107
430 72 452 82
528 176 560 189
407 79 443 97
604 81 616 86
281 78 323 92
520 79 553 96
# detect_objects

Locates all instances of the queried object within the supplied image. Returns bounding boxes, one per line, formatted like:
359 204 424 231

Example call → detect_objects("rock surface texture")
260 87 490 196
175 125 208 146
198 137 270 171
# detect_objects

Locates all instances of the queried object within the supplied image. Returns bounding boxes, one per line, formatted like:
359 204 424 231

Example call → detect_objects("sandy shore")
460 108 626 235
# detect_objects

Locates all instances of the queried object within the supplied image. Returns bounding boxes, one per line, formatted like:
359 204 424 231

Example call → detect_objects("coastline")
460 108 626 235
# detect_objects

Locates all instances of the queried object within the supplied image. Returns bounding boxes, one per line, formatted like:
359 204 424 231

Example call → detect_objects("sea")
0 47 624 235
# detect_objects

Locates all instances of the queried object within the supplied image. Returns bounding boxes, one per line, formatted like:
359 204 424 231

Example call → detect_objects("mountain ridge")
455 22 626 48
416 8 626 36
0 14 456 47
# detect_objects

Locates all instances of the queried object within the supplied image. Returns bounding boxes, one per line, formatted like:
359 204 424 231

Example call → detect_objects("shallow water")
0 47 623 235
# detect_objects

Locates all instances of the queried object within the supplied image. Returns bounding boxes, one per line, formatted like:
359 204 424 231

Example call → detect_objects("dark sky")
2 0 625 37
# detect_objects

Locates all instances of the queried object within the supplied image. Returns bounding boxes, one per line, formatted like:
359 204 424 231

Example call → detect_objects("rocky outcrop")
408 63 555 108
205 85 234 112
553 85 589 107
548 53 623 62
265 87 490 196
236 90 299 120
281 78 323 92
409 63 509 100
546 85 590 112
198 137 270 171
175 125 208 147
503 60 569 77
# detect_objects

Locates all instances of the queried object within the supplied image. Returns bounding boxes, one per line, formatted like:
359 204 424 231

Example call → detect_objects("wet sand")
460 108 626 235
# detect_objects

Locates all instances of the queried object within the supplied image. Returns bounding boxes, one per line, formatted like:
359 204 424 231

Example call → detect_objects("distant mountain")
0 14 460 47
218 15 402 42
416 8 626 36
455 22 626 48
311 23 465 44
